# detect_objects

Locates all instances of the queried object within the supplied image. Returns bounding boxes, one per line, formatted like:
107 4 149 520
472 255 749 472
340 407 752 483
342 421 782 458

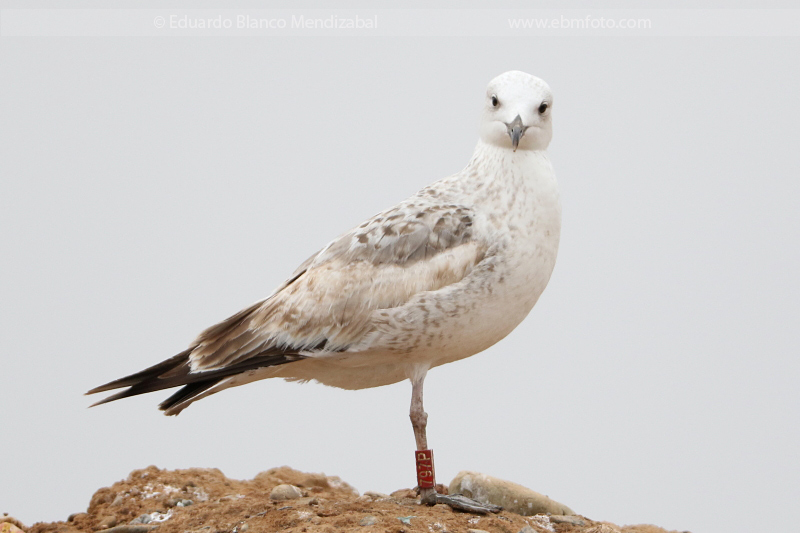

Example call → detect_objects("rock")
269 484 303 500
147 511 172 524
449 471 574 517
96 526 157 533
254 467 358 495
529 515 555 532
585 525 621 533
518 527 536 533
67 513 87 522
257 468 328 489
0 523 25 533
468 529 490 533
363 491 390 500
127 512 170 526
550 515 587 526
98 515 118 528
359 516 378 526
389 488 416 499
0 517 27 531
324 476 359 495
176 500 193 507
129 515 151 525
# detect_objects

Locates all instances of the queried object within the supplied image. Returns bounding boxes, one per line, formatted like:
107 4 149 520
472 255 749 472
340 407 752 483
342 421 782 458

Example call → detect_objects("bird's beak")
506 115 528 152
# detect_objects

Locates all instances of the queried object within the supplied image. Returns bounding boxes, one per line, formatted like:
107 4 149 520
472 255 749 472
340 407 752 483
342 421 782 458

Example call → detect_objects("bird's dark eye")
538 102 549 114
491 95 498 107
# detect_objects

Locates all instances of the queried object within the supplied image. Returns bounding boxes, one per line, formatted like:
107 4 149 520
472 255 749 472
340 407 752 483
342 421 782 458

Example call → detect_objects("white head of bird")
479 70 553 152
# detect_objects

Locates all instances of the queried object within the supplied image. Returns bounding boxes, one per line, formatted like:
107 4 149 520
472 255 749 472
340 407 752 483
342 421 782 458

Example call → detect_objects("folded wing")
87 198 487 413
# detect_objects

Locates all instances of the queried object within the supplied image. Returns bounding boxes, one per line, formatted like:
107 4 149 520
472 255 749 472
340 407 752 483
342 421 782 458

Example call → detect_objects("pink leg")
410 372 436 504
408 372 502 514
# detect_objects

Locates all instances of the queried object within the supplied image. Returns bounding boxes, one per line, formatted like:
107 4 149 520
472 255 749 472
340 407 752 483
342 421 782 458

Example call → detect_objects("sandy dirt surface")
9 466 686 533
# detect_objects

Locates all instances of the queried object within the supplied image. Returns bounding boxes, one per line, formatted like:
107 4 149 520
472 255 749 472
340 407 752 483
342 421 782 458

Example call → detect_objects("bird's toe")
430 493 502 514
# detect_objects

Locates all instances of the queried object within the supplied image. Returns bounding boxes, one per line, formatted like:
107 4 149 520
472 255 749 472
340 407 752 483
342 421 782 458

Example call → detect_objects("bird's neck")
461 140 555 199
441 140 560 240
468 139 549 168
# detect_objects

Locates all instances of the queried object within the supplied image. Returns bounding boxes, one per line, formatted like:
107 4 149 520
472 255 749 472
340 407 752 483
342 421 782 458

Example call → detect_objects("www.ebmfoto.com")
509 16 652 30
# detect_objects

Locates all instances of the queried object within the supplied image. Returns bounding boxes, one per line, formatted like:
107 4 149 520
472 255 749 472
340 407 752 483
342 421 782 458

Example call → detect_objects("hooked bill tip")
508 115 525 151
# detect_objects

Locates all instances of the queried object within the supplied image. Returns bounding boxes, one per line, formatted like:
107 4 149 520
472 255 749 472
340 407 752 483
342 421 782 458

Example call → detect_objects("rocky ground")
3 466 686 533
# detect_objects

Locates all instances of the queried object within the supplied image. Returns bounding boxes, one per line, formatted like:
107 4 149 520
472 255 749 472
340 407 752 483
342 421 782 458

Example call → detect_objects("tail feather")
86 349 304 412
158 380 220 413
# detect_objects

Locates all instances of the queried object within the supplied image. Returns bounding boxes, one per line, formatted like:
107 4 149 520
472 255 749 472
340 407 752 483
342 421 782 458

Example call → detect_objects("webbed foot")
424 492 502 514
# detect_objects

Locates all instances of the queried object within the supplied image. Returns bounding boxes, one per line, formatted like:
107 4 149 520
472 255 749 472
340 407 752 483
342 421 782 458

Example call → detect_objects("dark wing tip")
85 350 194 397
85 380 128 396
87 389 132 407
86 350 306 413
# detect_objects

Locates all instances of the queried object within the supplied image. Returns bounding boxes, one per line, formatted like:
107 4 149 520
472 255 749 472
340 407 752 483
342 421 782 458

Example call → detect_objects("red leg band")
415 449 435 489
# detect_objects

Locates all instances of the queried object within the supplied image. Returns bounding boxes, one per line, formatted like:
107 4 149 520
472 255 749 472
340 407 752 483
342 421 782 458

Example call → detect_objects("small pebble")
359 516 378 526
98 515 118 528
468 529 490 533
269 484 303 501
397 516 415 525
529 515 555 532
67 513 87 522
239 524 249 533
363 491 390 500
389 488 416 499
165 497 194 508
129 515 151 525
518 527 536 533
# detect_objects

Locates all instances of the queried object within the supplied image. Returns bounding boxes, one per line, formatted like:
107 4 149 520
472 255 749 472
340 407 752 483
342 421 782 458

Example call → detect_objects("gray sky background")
1 3 799 533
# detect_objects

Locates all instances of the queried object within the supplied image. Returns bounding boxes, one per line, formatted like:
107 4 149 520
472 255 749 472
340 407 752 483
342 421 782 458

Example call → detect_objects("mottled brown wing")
188 201 486 371
314 202 477 266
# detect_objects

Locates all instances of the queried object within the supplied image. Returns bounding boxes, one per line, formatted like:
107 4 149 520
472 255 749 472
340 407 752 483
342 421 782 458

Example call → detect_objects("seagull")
87 70 561 512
